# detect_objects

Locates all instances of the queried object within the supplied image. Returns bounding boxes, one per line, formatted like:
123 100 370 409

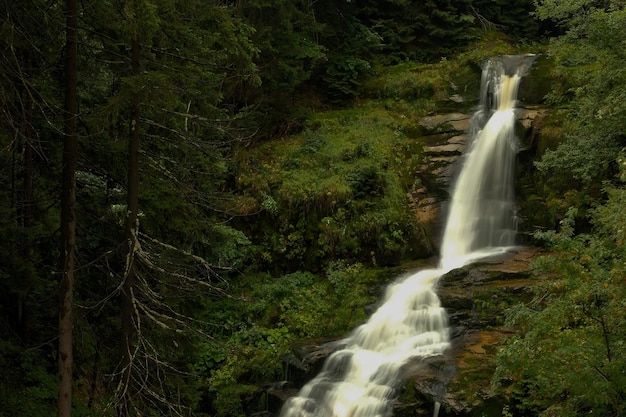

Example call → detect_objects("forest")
0 0 624 416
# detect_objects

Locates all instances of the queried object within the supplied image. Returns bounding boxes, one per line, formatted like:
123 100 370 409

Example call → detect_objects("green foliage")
320 54 375 101
0 1 72 414
203 320 290 417
356 0 475 63
0 340 57 417
204 224 253 269
198 262 381 415
493 176 626 416
533 7 626 187
232 0 325 130
235 102 433 270
532 0 598 26
364 62 442 102
521 5 626 235
473 0 540 39
356 0 538 64
277 264 371 337
312 5 383 101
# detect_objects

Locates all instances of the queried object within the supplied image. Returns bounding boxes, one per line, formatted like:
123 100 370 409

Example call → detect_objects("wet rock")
412 107 547 256
447 135 467 145
424 143 465 155
407 247 542 416
518 107 549 130
281 339 345 390
448 94 464 104
418 113 471 132
264 382 299 415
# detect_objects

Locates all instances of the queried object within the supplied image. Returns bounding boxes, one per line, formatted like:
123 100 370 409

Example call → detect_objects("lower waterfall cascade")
278 54 537 417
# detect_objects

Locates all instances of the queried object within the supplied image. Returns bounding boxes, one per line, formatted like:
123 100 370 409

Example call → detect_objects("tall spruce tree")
233 0 324 132
0 1 68 415
71 1 259 414
58 0 79 414
0 0 61 345
117 33 141 417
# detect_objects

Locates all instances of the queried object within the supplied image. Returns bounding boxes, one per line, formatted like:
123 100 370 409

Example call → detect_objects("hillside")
205 35 554 416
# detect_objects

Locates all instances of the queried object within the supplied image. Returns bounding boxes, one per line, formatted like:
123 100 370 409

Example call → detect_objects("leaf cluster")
234 102 434 271
533 6 626 194
198 262 383 416
493 178 626 416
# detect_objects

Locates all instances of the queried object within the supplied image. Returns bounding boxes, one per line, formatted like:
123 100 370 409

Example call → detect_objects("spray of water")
279 55 534 417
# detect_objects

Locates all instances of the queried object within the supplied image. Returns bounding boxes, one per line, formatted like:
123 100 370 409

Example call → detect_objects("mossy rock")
532 108 568 156
518 53 554 106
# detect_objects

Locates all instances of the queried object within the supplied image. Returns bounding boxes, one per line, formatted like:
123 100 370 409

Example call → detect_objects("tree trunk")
118 36 141 417
58 0 78 415
19 87 34 344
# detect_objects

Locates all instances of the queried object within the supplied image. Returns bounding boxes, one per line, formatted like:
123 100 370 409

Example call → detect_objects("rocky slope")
264 247 541 417
262 99 548 414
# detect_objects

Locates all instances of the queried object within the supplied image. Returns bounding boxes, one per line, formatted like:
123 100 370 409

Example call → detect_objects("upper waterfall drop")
278 55 535 417
439 56 533 270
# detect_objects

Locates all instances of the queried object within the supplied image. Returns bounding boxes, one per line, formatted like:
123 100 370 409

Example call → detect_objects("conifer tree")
80 1 260 414
58 0 79 415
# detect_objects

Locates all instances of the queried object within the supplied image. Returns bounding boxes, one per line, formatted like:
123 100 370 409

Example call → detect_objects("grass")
237 102 424 212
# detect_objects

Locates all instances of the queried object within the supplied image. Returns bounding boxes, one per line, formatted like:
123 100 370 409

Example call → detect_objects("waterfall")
439 55 527 270
279 55 535 417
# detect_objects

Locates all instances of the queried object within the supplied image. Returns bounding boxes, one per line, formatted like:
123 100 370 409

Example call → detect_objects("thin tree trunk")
23 128 33 230
58 0 78 415
20 91 34 343
118 36 141 417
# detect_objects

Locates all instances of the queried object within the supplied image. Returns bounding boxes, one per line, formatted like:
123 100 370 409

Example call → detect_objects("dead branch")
470 6 508 32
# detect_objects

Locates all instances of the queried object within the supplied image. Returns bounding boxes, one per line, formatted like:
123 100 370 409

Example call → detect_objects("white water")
279 56 532 417
440 62 521 270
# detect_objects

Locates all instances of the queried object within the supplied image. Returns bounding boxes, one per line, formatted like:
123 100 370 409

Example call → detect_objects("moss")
234 100 435 269
534 109 568 155
519 53 554 105
233 34 547 272
473 287 520 326
364 62 441 101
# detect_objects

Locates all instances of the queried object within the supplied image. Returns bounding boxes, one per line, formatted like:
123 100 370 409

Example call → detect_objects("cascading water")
279 55 535 417
439 55 532 270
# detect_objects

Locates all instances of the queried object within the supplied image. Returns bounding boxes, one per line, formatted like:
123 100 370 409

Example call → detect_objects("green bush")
0 341 57 417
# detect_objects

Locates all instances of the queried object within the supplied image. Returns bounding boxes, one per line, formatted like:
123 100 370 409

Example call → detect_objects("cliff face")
410 103 549 253
396 57 552 416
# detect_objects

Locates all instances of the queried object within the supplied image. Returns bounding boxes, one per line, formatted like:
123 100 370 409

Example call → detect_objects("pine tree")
58 0 79 415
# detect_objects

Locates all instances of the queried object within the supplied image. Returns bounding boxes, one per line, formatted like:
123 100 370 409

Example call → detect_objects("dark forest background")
1 1 625 416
